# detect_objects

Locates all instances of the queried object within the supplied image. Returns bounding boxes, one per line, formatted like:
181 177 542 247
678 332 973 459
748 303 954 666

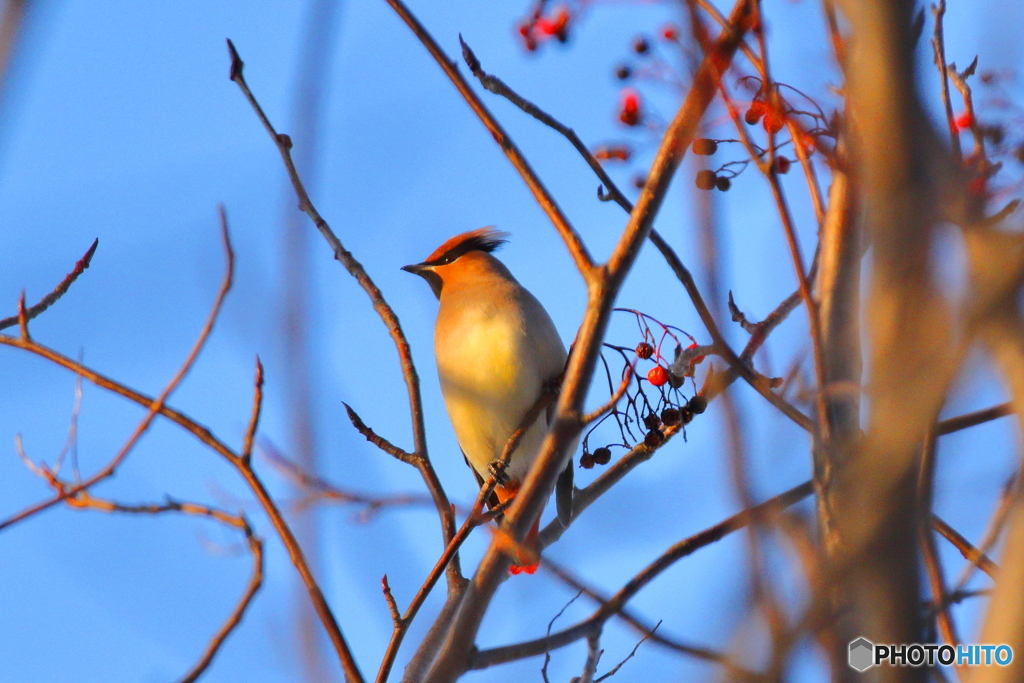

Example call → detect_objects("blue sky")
1 1 1022 682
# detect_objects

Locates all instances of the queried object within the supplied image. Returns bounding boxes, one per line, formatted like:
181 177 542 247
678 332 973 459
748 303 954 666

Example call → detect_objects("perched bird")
403 228 574 574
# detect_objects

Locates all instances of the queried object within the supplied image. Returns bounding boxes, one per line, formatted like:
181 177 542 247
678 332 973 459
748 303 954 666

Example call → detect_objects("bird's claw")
488 459 510 484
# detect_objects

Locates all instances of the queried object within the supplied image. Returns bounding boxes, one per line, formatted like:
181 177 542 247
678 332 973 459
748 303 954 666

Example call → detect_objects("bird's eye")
438 254 454 265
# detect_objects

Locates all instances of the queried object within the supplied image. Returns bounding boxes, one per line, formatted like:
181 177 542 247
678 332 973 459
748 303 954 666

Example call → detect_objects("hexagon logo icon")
849 638 875 672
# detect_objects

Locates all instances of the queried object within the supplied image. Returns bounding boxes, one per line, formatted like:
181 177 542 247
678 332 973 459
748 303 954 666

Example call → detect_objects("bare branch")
380 1 596 277
227 39 456 580
933 514 999 580
1 209 233 530
0 240 98 331
241 357 263 463
473 480 813 670
937 401 1012 435
382 575 403 628
344 402 418 465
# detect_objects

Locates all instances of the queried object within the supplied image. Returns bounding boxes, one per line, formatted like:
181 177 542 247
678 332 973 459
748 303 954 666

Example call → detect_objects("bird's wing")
547 394 575 527
555 457 574 527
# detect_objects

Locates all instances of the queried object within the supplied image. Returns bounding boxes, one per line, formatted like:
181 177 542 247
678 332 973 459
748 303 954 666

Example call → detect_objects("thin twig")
262 441 436 518
473 480 814 670
52 492 263 683
936 401 1012 434
241 357 263 463
917 428 963 677
382 575 403 628
1 210 232 530
541 557 751 674
0 221 364 683
344 403 418 465
593 622 658 683
374 382 558 683
932 514 999 579
931 0 961 161
0 239 98 331
459 28 812 433
379 1 595 277
227 39 457 588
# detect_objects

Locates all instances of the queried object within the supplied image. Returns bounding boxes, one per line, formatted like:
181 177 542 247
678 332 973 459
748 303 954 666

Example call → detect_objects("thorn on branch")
226 38 243 81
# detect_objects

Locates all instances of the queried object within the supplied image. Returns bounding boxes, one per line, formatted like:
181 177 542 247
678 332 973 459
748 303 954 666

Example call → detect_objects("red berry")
955 111 974 131
661 24 679 41
618 88 641 126
647 365 669 386
763 111 784 134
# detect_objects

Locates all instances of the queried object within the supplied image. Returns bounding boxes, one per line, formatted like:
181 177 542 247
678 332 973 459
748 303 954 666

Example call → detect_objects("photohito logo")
849 638 1013 672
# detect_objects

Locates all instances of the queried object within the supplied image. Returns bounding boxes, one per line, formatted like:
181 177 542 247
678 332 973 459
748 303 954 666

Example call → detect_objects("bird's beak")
402 263 430 276
402 262 443 299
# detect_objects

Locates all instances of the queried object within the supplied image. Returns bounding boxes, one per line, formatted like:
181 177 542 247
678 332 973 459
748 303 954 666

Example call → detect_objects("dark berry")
593 447 611 465
580 451 595 469
774 156 791 174
688 395 708 414
615 64 632 80
643 413 662 430
715 176 731 191
636 342 654 359
661 407 682 426
633 37 649 54
644 430 665 448
695 170 717 190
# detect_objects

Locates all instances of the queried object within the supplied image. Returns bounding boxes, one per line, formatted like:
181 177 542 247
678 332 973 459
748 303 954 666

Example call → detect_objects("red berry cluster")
517 5 570 52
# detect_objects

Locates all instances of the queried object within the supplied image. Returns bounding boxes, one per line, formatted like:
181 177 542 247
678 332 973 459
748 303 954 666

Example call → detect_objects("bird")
403 227 574 574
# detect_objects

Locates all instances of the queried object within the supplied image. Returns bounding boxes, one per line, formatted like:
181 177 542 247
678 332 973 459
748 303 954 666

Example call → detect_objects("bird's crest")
424 227 509 265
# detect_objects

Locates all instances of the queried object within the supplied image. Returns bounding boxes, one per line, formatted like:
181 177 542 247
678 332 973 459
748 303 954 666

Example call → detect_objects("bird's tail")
508 517 540 575
495 482 541 575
